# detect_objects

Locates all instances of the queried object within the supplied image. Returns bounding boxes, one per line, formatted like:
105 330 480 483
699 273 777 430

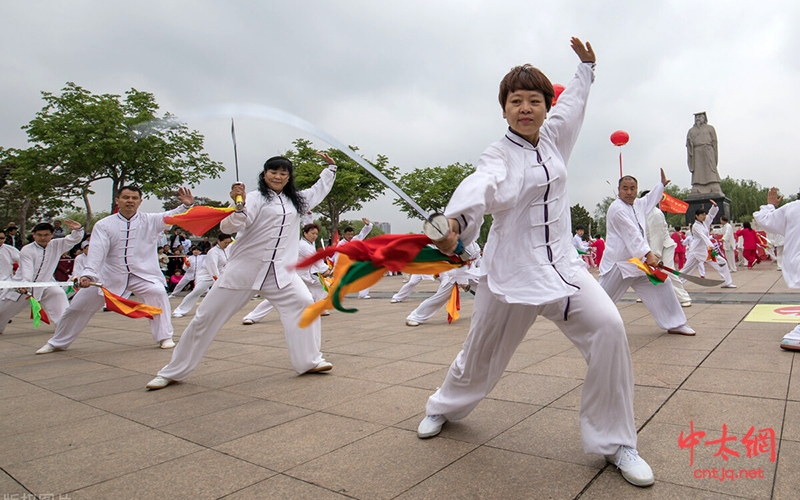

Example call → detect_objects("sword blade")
0 281 74 289
184 104 430 221
657 264 724 287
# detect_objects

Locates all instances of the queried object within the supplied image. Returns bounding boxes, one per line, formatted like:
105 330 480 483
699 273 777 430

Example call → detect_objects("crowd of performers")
3 36 800 491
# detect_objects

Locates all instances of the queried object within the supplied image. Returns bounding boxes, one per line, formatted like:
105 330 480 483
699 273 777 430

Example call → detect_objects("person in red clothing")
671 227 686 269
590 234 605 266
734 221 761 268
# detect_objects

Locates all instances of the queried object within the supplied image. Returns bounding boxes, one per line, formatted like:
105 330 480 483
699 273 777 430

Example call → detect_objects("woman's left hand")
570 37 595 63
316 152 335 165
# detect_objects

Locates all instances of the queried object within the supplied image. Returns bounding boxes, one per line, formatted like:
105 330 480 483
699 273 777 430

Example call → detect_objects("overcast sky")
3 1 799 233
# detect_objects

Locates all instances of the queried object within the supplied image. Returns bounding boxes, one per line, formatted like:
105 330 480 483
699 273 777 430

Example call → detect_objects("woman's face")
304 228 319 241
503 89 547 144
264 166 290 193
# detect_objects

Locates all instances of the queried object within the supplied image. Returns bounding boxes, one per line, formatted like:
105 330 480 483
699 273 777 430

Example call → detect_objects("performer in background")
337 218 373 298
682 201 736 287
35 186 193 354
172 234 232 317
148 153 337 390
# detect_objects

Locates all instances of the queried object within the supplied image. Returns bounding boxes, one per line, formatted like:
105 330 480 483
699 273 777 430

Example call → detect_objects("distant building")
375 222 391 234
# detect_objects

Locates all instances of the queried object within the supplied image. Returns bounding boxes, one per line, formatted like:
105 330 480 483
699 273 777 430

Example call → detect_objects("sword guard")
423 213 474 262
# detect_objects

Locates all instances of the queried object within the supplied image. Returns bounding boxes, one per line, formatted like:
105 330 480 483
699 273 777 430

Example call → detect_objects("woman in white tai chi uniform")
754 187 800 351
416 38 654 487
147 153 337 389
682 201 736 288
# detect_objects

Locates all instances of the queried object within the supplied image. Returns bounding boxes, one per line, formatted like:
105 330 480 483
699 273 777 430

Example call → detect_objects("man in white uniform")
599 173 695 335
417 38 654 487
645 201 691 306
390 273 435 303
338 218 373 299
35 186 194 354
172 234 232 317
168 246 205 297
0 228 20 282
0 221 83 333
681 202 736 288
147 153 337 389
717 216 737 272
754 188 800 350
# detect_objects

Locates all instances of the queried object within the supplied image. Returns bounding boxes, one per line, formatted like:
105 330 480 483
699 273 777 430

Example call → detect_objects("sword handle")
232 183 245 211
423 213 474 262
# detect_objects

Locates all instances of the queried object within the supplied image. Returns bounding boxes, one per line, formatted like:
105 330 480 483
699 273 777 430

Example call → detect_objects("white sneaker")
406 320 420 327
605 445 654 487
680 301 692 307
667 324 696 336
417 414 447 438
306 360 333 373
242 318 255 325
780 339 800 351
721 283 737 288
321 311 331 316
390 299 400 303
35 343 65 355
172 313 184 318
146 376 174 390
360 295 371 299
160 338 176 349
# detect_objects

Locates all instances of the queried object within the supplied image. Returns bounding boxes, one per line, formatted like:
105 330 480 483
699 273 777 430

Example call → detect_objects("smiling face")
503 90 547 144
618 178 639 206
263 166 290 194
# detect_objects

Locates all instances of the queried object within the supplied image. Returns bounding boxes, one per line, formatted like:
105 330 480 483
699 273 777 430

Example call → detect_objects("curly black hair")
257 156 306 213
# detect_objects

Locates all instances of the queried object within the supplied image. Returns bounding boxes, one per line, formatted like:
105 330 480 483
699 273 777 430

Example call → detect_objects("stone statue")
686 112 722 195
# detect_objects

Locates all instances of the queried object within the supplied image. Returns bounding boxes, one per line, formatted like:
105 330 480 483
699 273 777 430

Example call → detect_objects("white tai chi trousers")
407 277 460 324
243 282 327 323
171 273 195 295
46 275 173 348
425 270 637 455
599 267 687 330
0 288 70 333
158 271 323 379
723 243 737 272
173 279 214 316
392 274 432 302
783 324 800 341
682 253 733 286
660 246 691 304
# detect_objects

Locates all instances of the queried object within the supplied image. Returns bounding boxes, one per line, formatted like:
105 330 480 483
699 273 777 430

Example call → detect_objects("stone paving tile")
288 427 477 500
489 372 583 406
112 389 257 428
265 374 389 411
0 392 104 438
651 389 785 436
581 469 751 499
394 446 599 500
68 449 273 500
0 470 31 499
225 474 351 499
773 439 800 500
159 399 314 447
0 413 150 467
324 385 433 426
4 429 201 495
214 412 384 472
682 366 790 400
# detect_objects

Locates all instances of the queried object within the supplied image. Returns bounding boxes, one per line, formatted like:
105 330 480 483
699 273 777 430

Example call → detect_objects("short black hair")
575 225 585 231
116 185 143 197
32 222 54 233
217 233 232 241
343 227 355 233
618 175 638 187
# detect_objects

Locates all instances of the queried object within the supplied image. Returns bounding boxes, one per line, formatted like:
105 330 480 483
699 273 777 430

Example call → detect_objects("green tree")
288 138 399 236
17 82 224 230
393 162 494 246
593 196 615 238
720 176 769 223
570 204 593 236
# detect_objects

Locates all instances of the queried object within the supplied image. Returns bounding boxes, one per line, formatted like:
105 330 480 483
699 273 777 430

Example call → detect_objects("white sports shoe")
146 376 174 390
406 320 420 327
667 324 696 336
35 343 65 355
605 445 654 487
160 338 176 349
242 318 255 325
417 414 447 438
306 360 333 373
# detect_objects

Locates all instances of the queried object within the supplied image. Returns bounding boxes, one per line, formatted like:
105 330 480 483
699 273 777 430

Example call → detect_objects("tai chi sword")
0 281 104 289
657 264 724 287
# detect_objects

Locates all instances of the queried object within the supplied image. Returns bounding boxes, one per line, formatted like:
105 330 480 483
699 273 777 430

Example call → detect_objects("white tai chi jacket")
600 182 664 278
217 166 336 290
196 244 228 282
0 244 20 281
688 205 719 260
298 237 327 286
16 229 84 300
754 201 800 288
81 206 191 296
443 64 595 305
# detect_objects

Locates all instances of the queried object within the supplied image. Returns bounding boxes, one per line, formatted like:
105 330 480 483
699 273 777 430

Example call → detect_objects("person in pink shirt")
734 222 761 268
590 234 605 267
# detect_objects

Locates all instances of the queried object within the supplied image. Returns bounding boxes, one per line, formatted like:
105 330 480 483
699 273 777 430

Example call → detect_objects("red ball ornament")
551 84 566 106
610 130 629 147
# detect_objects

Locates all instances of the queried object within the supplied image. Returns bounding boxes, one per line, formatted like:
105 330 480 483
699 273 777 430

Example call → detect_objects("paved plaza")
1 262 799 499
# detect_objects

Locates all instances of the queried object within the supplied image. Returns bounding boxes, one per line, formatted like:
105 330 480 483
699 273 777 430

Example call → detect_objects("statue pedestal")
684 194 731 226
